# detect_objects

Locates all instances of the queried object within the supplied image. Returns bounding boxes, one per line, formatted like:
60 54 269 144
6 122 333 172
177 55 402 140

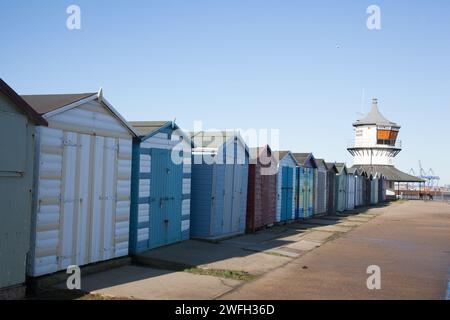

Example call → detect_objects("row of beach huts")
0 79 386 298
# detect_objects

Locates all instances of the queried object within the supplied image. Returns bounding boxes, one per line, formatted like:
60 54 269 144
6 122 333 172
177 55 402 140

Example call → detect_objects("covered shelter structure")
350 165 424 199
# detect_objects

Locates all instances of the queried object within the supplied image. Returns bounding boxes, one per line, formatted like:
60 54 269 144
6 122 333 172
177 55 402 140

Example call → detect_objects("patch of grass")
184 268 256 281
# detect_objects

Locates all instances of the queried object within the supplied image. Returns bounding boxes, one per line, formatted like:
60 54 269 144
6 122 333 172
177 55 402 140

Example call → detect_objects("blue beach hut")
293 153 317 219
275 151 298 222
190 131 249 240
129 121 192 254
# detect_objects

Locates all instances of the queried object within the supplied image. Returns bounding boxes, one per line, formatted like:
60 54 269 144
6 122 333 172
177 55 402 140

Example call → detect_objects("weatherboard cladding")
0 82 42 291
293 153 315 219
378 176 386 202
325 164 337 214
354 170 365 207
276 152 297 222
364 174 372 206
246 146 277 232
347 171 356 210
129 122 191 254
314 159 327 215
297 167 314 219
190 132 249 239
371 176 379 204
27 94 134 277
334 164 348 212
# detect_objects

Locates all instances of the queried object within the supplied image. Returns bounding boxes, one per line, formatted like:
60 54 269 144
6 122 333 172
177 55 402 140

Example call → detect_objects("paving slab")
136 240 291 275
286 239 323 251
225 242 283 253
223 226 304 250
56 265 241 300
222 230 282 246
338 221 364 227
265 247 304 258
285 223 323 231
198 251 292 275
318 215 346 221
302 219 341 226
344 217 372 222
357 213 378 218
313 225 353 233
301 231 336 242
275 232 310 242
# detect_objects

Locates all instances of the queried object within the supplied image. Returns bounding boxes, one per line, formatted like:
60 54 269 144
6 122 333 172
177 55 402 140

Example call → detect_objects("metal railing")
347 139 402 149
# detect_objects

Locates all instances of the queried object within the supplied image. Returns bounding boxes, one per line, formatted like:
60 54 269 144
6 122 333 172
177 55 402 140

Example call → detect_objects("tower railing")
347 139 402 149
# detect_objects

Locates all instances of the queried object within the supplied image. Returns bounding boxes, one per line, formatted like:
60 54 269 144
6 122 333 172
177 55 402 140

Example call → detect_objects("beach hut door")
148 149 182 249
281 167 293 221
232 164 243 232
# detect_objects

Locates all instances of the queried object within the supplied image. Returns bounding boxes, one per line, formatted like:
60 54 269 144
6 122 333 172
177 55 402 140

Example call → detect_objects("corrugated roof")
21 93 96 115
353 98 399 127
0 79 47 125
130 121 170 136
349 165 424 183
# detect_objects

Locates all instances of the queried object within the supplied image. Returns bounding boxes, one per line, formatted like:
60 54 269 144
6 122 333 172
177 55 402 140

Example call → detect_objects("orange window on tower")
389 131 398 141
377 130 390 140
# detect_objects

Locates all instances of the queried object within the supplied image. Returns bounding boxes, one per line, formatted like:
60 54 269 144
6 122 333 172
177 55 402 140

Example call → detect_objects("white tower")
348 98 401 166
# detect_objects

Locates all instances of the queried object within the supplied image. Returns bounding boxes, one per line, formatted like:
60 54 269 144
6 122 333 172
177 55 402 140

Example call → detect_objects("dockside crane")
416 161 440 190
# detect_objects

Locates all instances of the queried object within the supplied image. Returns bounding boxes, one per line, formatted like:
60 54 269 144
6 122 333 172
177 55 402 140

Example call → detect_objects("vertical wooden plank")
209 163 217 237
59 132 77 269
76 134 90 265
71 133 81 266
85 135 96 263
222 164 233 234
110 138 118 257
102 137 116 260
231 163 241 233
90 136 104 263
166 148 183 243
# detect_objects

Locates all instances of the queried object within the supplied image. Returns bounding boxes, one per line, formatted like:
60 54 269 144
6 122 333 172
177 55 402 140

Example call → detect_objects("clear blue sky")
1 0 449 184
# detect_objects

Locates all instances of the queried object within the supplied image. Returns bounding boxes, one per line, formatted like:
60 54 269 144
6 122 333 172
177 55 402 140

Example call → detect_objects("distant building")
347 98 422 195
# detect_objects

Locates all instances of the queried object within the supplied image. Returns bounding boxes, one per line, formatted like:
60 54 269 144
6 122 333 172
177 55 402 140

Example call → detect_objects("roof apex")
353 98 400 127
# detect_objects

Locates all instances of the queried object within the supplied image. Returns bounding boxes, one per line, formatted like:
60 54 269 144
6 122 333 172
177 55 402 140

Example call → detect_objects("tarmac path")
220 201 450 300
